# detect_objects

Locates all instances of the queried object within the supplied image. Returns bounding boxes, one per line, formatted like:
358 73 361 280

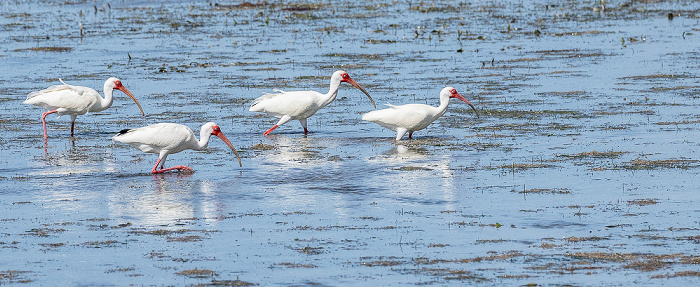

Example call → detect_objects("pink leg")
151 157 194 174
303 127 308 134
263 125 278 136
70 121 75 137
41 110 58 139
408 131 413 139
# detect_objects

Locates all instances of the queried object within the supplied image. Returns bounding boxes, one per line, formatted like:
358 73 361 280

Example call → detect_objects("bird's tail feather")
116 129 132 135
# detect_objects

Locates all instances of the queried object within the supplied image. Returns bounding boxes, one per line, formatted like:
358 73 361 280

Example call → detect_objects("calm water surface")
0 0 699 285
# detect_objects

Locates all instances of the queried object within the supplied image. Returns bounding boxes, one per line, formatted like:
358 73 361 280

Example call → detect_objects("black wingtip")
117 129 132 135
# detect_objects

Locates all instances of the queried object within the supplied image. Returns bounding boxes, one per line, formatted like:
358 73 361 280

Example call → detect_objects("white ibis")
249 70 376 135
23 77 144 139
112 122 242 174
361 87 478 140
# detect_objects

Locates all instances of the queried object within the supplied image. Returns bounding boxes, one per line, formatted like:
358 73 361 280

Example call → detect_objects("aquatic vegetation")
176 268 217 278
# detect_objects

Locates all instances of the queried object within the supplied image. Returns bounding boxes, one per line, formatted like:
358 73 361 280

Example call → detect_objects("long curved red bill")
214 132 242 167
116 86 145 116
344 77 376 108
452 93 479 117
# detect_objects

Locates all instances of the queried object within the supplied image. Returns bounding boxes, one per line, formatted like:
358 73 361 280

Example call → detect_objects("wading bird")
362 87 478 140
249 70 376 135
24 77 144 139
113 122 242 174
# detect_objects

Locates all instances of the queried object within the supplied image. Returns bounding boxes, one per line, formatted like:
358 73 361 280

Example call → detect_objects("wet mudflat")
1 0 699 285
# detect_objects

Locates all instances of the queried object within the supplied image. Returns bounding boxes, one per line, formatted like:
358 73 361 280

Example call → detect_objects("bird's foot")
152 165 195 174
173 166 194 173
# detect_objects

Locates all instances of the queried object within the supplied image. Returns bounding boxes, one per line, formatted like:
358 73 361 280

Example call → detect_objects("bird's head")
105 77 144 116
442 87 478 117
332 70 376 108
203 122 222 136
202 122 242 167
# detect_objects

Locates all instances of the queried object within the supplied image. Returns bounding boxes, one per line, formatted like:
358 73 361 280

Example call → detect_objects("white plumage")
249 70 375 135
113 122 241 173
24 77 144 139
362 87 478 140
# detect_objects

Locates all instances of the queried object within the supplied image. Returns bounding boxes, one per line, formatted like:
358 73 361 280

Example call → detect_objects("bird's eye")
342 74 349 79
451 89 457 94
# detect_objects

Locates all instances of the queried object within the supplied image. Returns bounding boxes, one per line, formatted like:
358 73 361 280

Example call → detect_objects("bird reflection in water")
260 135 339 168
37 137 118 175
151 172 193 193
111 175 225 226
372 142 461 210
383 144 429 158
253 135 356 213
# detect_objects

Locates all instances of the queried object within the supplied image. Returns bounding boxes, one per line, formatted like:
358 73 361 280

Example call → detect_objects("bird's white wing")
24 83 98 112
362 104 434 130
26 84 71 101
250 90 278 105
249 89 288 108
113 123 195 152
249 90 320 118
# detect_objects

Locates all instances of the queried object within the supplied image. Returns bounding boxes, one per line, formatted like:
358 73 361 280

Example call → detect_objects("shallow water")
1 0 699 285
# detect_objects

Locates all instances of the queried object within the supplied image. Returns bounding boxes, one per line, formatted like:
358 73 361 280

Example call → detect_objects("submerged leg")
41 110 58 139
69 115 77 137
151 154 193 174
395 128 408 141
299 118 308 134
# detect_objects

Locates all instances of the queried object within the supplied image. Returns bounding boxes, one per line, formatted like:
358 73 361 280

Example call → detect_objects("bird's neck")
321 78 342 107
94 88 114 112
195 130 213 150
435 98 451 117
